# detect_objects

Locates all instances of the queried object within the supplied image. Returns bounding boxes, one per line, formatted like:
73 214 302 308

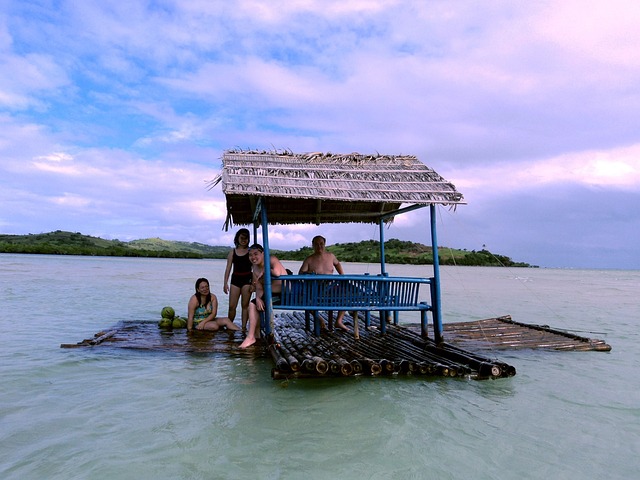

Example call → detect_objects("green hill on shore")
0 230 534 267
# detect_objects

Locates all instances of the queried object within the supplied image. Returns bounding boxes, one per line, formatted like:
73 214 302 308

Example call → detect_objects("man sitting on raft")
239 244 288 349
299 235 349 332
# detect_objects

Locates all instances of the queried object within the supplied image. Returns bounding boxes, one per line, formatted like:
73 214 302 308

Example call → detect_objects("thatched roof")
212 150 465 227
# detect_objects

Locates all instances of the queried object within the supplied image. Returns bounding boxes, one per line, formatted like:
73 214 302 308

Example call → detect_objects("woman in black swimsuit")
223 228 252 331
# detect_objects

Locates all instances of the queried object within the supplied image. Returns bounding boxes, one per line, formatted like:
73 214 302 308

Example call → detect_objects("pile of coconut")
158 306 187 329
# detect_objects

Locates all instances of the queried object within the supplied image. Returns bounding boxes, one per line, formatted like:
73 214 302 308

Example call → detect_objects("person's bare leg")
200 321 220 331
227 285 240 322
335 311 349 331
239 303 260 348
219 317 240 331
240 285 251 331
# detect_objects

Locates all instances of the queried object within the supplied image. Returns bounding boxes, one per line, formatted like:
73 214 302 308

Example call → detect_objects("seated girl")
187 278 240 332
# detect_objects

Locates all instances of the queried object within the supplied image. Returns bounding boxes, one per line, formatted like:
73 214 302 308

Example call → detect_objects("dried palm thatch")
210 149 465 228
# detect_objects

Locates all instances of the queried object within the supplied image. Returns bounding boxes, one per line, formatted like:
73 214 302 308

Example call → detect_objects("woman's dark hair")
234 228 251 247
248 243 264 252
194 277 211 306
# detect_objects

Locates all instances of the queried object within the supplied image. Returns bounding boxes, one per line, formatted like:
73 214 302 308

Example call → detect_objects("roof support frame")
250 198 444 344
378 203 428 221
429 204 443 343
259 198 274 337
222 151 457 344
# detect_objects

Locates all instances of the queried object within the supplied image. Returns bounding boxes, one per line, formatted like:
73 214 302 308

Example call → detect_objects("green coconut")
161 306 175 319
172 318 187 328
158 318 172 328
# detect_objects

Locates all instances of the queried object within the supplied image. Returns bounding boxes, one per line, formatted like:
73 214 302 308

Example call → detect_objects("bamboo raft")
269 311 515 380
60 313 611 380
60 322 249 354
420 315 612 352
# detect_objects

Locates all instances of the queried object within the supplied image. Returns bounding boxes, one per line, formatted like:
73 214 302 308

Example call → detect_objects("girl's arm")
223 249 234 294
253 270 264 298
210 295 219 319
253 270 266 310
187 295 197 331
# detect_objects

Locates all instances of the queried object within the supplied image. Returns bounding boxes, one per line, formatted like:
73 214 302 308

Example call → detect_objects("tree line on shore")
0 230 534 267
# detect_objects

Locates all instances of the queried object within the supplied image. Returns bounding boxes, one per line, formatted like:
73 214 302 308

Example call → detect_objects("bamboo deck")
60 321 250 354
61 313 610 380
269 311 516 380
422 315 612 352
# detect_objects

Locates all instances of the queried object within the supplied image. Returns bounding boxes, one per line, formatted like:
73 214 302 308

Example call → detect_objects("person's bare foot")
335 322 350 332
239 337 256 349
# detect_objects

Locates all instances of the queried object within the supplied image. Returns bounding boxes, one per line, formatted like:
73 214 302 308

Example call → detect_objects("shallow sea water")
0 254 638 479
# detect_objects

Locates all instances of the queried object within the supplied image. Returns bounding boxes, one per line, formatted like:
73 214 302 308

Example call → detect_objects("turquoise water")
0 254 638 479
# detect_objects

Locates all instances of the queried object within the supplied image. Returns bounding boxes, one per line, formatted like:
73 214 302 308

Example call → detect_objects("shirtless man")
299 235 349 331
239 244 288 349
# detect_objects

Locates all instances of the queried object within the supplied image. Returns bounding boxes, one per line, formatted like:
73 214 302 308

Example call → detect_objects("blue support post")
260 201 273 336
430 204 443 343
421 307 429 337
379 219 396 327
379 219 386 275
379 205 429 329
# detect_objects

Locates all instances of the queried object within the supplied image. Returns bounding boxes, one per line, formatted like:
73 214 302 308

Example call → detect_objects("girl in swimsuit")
187 278 240 332
223 228 252 331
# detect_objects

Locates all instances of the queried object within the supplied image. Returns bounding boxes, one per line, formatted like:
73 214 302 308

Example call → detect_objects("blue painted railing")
274 274 434 338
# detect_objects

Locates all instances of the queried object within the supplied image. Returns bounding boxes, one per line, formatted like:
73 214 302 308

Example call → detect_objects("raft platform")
424 315 612 352
61 313 610 380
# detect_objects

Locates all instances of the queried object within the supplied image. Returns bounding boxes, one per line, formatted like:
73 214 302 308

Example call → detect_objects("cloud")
1 1 639 269
0 47 69 109
446 143 640 197
538 0 640 69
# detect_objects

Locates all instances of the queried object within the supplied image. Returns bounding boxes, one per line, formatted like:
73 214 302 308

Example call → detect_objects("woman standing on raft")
223 228 252 331
187 278 240 332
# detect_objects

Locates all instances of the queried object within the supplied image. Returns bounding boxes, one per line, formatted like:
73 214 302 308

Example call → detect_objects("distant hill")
127 237 229 257
0 230 535 267
274 238 533 267
0 231 228 259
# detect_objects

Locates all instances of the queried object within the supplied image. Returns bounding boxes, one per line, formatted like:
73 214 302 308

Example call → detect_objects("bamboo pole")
324 318 449 376
273 340 301 372
289 312 359 376
280 329 333 375
293 313 380 376
350 324 455 376
272 311 516 378
407 328 499 377
60 329 118 348
268 343 291 372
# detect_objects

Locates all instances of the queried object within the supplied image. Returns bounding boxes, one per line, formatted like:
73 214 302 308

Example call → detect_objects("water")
1 254 638 479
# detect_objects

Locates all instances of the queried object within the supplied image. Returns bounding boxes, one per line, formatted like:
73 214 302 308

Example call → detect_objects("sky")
1 0 639 270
